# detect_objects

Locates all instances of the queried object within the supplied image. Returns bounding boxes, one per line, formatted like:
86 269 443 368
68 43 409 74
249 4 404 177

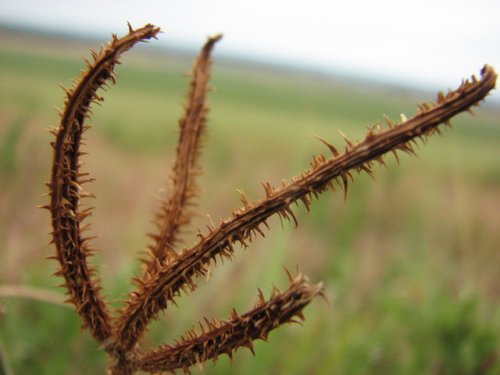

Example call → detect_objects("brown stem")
47 23 160 346
132 274 323 373
141 34 222 276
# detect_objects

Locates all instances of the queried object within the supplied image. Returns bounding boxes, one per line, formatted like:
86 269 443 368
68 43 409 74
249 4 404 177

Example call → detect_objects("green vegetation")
0 34 499 374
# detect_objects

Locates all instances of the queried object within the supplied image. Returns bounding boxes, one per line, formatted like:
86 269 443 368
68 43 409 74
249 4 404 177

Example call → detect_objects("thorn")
359 164 375 179
244 340 255 356
375 156 386 167
228 308 238 322
313 135 340 157
237 188 251 208
283 266 295 283
340 173 349 200
287 318 304 326
299 195 311 211
417 103 427 114
383 114 395 128
261 182 274 198
283 206 299 227
338 130 354 148
271 284 281 298
206 214 216 231
295 310 306 321
253 224 266 238
257 288 266 306
391 150 400 165
58 84 71 96
437 91 446 104
398 142 417 157
127 21 134 33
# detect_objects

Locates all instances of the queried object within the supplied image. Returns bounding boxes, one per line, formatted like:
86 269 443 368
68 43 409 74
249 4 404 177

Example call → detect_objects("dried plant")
43 23 497 374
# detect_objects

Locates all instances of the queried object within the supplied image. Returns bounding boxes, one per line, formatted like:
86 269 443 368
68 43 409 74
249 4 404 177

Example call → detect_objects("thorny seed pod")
46 23 497 375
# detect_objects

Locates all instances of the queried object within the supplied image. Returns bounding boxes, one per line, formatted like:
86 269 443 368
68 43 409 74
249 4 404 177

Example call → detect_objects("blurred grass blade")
0 285 69 309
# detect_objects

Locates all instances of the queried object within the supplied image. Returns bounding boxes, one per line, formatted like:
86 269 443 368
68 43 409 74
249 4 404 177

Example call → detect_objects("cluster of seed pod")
45 23 496 374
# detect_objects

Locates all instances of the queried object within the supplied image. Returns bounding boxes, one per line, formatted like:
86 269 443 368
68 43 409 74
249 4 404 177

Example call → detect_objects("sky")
1 0 499 102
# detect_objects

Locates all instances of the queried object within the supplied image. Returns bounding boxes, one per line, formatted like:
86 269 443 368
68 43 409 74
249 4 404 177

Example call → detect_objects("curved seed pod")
115 65 496 351
48 23 160 345
133 273 323 373
141 34 223 276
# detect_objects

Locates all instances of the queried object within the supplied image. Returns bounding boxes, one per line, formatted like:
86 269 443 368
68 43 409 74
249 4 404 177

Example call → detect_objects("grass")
0 31 499 374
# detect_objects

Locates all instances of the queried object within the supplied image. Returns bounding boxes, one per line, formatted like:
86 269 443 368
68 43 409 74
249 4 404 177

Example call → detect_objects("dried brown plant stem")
115 65 497 353
141 34 223 276
47 23 160 346
133 273 323 373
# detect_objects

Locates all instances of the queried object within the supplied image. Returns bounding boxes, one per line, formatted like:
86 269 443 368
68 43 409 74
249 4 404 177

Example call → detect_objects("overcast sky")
1 0 499 102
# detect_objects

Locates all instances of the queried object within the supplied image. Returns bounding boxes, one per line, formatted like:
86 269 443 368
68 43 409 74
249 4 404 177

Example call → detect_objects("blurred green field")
0 31 499 374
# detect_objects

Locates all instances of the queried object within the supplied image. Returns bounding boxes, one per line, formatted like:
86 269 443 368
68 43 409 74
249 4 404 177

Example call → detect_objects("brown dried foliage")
45 23 497 374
